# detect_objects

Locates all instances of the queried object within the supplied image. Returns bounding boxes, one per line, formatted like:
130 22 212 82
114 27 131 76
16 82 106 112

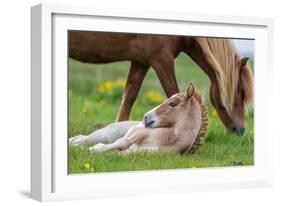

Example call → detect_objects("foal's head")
144 83 202 128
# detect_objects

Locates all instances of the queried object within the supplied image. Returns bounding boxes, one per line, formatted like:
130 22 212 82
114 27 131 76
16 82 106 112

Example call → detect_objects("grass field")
68 54 254 174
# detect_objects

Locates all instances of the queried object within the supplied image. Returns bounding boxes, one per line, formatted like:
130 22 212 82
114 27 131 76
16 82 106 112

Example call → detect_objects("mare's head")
195 38 254 135
209 57 253 135
143 83 202 128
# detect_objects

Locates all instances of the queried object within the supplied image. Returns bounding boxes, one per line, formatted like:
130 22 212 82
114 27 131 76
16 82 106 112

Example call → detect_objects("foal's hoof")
89 143 107 152
69 136 81 146
69 135 88 146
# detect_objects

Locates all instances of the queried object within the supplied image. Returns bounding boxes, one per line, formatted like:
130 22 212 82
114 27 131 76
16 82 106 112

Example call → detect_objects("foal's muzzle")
144 114 155 128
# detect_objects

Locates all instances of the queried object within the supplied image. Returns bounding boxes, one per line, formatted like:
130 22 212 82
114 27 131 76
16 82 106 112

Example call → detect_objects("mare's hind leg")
151 53 179 97
116 62 149 121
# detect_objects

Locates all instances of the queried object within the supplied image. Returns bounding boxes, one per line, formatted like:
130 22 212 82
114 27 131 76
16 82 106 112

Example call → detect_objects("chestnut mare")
69 84 208 154
69 32 253 134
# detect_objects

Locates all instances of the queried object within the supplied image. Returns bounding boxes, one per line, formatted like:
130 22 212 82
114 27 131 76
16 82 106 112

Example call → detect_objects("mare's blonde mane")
195 37 253 114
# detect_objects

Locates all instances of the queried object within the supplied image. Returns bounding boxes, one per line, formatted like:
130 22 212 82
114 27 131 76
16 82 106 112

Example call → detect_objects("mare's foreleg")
151 53 179 97
116 62 149 121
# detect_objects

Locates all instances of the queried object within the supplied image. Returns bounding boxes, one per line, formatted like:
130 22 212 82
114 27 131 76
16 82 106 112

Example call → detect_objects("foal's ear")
240 57 249 68
186 83 195 99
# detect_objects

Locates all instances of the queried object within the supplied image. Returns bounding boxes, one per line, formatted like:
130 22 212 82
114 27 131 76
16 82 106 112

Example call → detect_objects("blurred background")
234 39 254 58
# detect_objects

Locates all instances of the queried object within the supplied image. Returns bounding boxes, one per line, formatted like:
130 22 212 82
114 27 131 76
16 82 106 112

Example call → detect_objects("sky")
234 39 254 58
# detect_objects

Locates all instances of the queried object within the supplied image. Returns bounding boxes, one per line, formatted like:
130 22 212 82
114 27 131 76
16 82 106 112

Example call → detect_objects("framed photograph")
31 3 274 201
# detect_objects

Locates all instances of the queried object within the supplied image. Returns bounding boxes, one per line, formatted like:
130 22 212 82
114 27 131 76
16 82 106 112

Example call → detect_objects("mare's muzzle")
228 123 245 135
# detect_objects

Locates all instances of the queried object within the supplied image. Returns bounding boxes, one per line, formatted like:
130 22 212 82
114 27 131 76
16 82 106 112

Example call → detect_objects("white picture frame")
31 3 274 202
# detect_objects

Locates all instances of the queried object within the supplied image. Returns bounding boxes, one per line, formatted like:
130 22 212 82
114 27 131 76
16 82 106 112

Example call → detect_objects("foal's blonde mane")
195 37 253 114
189 91 208 153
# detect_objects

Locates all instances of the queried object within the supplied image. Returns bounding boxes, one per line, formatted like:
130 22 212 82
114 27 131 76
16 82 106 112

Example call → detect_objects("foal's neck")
174 100 202 138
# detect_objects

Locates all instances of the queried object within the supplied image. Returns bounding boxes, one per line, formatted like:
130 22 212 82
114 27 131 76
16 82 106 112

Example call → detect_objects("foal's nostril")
143 114 155 128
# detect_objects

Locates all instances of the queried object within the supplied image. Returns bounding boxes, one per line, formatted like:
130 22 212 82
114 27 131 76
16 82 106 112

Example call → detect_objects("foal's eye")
169 102 177 108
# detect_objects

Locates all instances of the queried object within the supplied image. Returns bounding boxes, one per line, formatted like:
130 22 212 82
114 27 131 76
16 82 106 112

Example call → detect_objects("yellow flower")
98 78 126 94
113 78 126 88
83 98 90 107
145 90 165 103
98 81 113 93
84 163 91 169
211 110 218 117
82 107 87 113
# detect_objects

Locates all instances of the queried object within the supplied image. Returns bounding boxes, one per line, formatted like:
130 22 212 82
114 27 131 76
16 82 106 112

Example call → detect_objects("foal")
69 84 208 154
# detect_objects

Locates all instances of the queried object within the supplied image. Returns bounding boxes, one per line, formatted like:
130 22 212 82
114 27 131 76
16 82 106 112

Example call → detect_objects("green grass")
68 53 254 174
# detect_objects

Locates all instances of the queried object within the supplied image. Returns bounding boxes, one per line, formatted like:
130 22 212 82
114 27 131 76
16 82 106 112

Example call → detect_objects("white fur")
71 121 161 153
69 121 140 146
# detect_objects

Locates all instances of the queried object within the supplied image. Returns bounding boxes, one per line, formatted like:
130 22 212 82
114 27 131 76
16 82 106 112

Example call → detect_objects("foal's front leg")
89 127 148 152
89 137 132 152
